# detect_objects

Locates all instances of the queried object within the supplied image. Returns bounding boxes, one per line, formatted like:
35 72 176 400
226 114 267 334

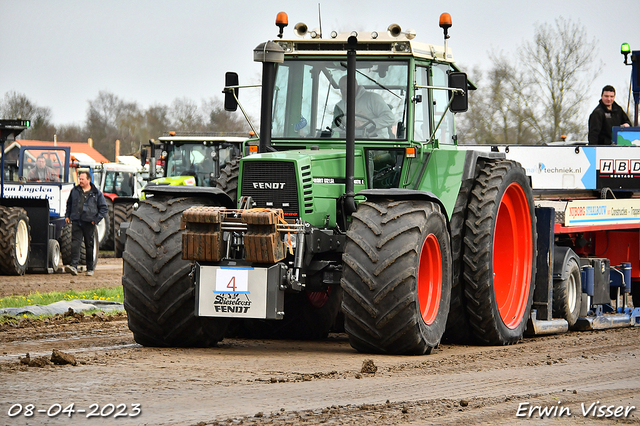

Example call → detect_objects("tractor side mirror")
224 72 239 112
448 72 468 113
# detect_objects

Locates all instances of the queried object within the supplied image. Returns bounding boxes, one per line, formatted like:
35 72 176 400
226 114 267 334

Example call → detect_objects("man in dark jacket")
64 170 109 276
588 85 631 145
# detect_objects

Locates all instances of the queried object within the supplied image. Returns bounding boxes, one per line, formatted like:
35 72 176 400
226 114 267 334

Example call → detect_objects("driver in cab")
332 75 396 138
28 155 60 182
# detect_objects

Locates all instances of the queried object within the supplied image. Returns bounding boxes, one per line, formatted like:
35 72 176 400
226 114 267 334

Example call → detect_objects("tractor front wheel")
341 199 451 355
122 195 229 347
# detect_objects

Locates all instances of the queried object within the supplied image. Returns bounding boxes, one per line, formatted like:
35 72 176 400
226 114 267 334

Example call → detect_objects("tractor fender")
142 185 235 209
553 246 581 281
461 149 505 181
113 196 138 207
357 188 450 228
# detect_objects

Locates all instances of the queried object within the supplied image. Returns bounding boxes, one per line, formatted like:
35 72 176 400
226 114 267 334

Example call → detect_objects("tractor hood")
239 148 365 227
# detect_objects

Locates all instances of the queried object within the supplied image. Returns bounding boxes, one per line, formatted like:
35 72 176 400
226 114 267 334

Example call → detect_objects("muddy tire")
99 198 114 249
341 199 451 355
553 257 582 328
122 195 230 347
114 202 134 258
48 239 61 273
0 206 31 275
59 223 73 266
238 287 343 340
216 158 240 205
462 160 536 345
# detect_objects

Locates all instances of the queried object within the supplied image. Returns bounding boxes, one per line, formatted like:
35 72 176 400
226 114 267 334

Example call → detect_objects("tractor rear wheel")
341 199 451 355
122 195 229 347
113 202 134 258
216 158 240 205
462 160 536 345
0 206 31 275
552 257 582 327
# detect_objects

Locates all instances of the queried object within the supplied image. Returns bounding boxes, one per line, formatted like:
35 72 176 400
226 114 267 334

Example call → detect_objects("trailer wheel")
48 239 61 273
341 199 451 355
122 195 230 347
552 258 581 327
462 160 536 345
0 206 31 275
216 158 240 205
113 202 134 258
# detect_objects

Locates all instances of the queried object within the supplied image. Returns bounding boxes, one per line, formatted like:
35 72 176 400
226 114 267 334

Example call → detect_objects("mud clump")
18 350 77 368
361 359 378 374
51 349 77 366
19 353 51 368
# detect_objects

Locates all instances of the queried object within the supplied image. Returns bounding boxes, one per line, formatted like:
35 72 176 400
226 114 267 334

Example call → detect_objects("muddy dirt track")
1 257 639 425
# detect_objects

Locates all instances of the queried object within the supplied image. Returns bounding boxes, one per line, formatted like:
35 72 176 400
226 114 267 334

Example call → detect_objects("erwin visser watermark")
516 401 636 419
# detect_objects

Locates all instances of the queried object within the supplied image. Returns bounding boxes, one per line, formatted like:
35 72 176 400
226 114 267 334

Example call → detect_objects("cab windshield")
165 143 238 186
272 60 409 140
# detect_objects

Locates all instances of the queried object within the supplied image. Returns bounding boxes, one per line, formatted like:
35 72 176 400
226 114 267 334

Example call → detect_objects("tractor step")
573 312 638 331
526 309 569 336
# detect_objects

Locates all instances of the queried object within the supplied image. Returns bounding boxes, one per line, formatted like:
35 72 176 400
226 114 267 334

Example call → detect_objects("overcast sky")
1 0 638 129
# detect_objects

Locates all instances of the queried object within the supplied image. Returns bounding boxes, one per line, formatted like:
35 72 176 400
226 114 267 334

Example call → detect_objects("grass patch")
0 287 123 310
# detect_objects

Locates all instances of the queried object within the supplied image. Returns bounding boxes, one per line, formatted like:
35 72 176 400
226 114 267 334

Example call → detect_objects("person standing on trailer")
64 170 108 276
588 85 631 145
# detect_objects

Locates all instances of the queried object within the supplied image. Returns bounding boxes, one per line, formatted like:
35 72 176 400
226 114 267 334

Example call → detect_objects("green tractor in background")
122 13 538 354
115 132 247 256
141 132 247 198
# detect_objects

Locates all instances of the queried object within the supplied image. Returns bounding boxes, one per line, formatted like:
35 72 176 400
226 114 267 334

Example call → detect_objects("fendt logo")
252 182 287 190
599 159 640 175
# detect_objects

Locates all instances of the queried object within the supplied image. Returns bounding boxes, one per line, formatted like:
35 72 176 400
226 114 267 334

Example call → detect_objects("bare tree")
86 91 141 160
517 17 601 142
201 98 251 134
458 61 536 145
169 97 203 131
0 91 55 140
56 124 90 142
458 17 600 144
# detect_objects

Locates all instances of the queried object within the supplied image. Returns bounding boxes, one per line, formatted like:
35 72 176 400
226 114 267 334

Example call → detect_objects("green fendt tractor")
121 12 539 354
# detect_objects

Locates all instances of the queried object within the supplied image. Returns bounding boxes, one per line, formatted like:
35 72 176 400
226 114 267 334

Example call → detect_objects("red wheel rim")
418 234 442 325
493 182 533 329
307 287 331 309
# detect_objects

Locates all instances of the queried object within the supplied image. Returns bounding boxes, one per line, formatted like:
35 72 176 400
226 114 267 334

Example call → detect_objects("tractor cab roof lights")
272 12 454 62
276 11 417 42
